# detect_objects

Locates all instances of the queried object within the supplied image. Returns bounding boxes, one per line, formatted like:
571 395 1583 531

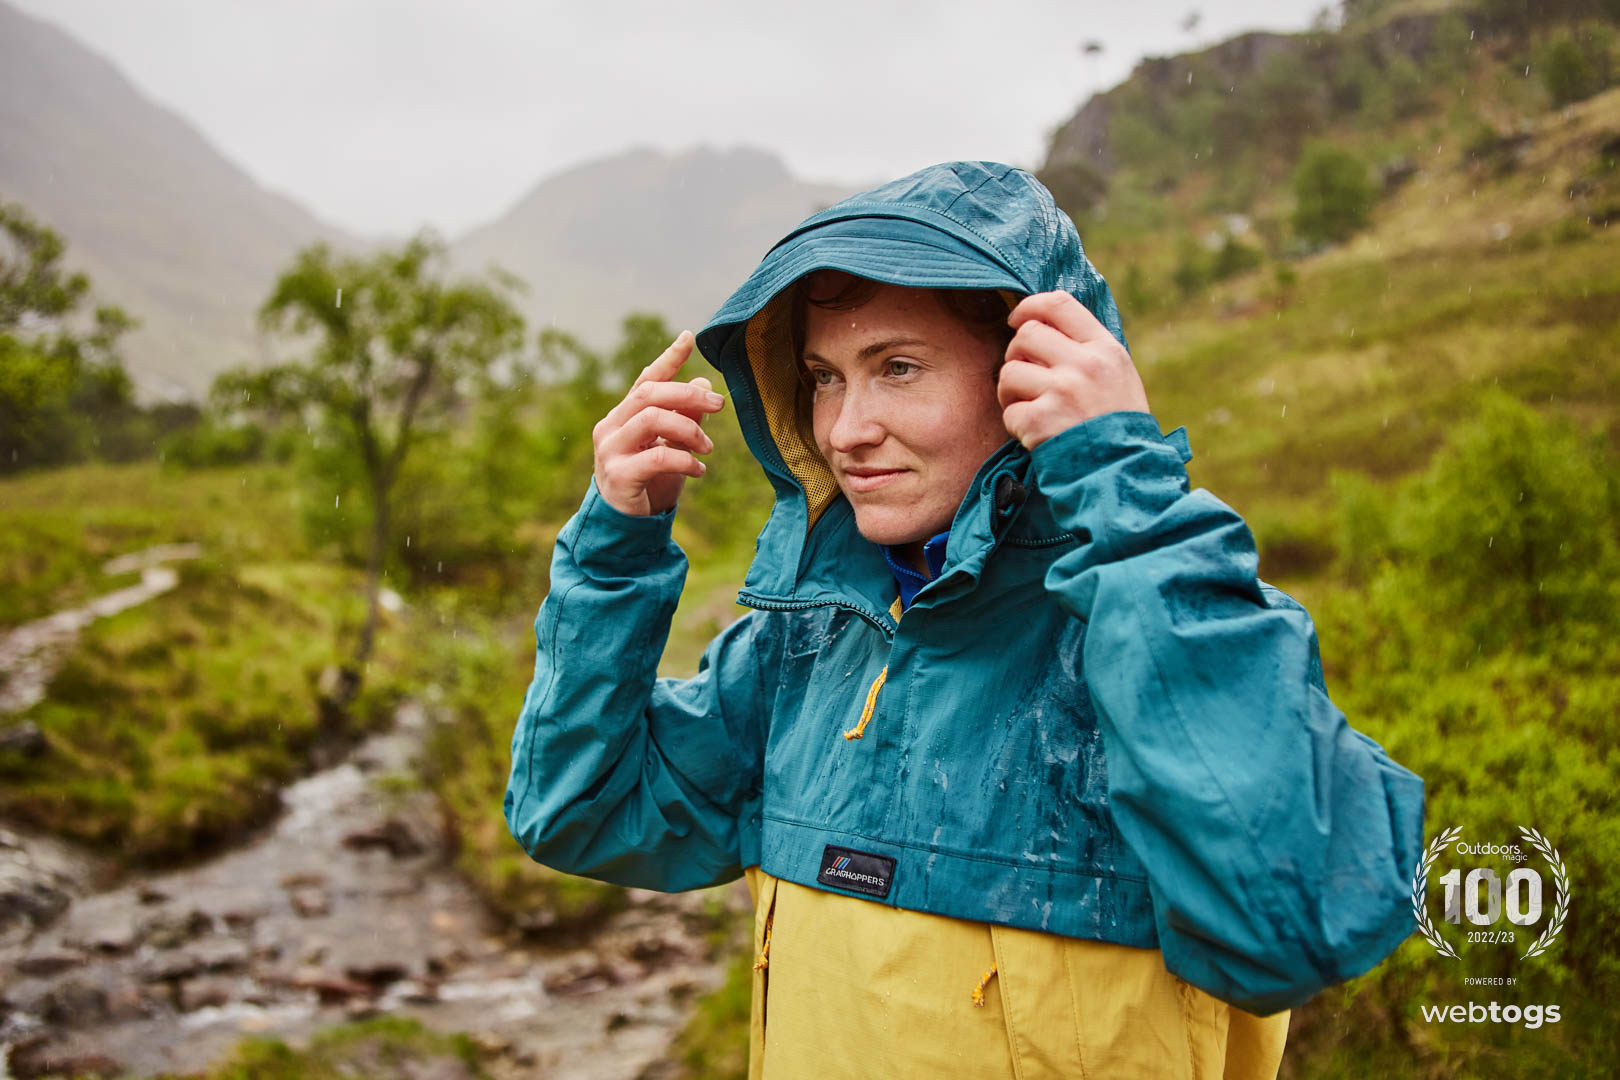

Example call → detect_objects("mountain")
0 0 355 402
452 145 856 354
1 0 855 400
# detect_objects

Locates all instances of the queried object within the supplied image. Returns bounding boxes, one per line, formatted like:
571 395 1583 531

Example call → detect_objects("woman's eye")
885 359 917 377
811 368 837 386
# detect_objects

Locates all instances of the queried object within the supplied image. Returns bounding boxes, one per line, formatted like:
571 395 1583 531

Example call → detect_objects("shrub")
1292 142 1376 247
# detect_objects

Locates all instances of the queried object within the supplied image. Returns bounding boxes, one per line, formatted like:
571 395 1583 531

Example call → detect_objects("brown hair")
787 270 1016 390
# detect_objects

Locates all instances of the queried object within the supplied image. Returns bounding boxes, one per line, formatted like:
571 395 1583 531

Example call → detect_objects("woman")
505 161 1425 1078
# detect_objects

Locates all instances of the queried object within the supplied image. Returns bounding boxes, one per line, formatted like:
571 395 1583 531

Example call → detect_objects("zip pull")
754 904 774 970
843 595 902 742
842 665 887 740
970 962 999 1007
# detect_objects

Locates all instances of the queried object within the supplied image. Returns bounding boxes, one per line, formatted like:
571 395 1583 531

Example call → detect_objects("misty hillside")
451 145 855 351
0 0 352 402
0 0 857 401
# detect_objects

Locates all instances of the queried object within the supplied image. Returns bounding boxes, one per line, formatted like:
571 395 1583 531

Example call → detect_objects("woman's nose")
826 382 886 454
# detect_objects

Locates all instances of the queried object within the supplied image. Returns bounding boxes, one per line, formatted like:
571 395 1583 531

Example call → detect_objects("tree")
1291 142 1375 248
217 232 525 702
1539 26 1615 107
0 200 137 472
1400 391 1619 652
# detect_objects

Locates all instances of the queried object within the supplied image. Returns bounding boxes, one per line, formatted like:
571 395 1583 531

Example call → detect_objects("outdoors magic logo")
1411 824 1571 1028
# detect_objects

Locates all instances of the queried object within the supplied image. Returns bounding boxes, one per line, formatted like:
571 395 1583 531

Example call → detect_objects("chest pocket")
764 607 893 828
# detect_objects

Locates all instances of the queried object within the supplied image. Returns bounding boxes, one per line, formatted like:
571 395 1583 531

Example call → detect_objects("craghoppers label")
817 844 896 899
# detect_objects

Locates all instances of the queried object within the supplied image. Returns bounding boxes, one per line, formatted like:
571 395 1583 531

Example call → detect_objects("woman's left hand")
997 290 1151 451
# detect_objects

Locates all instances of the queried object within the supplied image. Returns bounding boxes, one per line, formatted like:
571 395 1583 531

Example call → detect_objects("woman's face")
801 282 1011 549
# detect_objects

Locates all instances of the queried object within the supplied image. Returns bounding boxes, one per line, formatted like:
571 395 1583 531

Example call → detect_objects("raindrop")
437 561 443 573
1281 404 1287 418
406 535 412 547
336 288 343 308
1489 536 1494 548
335 495 340 508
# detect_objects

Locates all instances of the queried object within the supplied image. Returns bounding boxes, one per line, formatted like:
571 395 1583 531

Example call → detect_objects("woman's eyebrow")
802 337 929 366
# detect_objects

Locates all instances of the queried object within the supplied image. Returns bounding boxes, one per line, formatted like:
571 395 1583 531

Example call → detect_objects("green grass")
0 553 413 862
146 1016 489 1080
0 460 312 628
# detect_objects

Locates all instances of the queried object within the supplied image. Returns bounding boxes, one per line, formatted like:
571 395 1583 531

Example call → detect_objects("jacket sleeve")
503 477 774 892
1029 410 1425 1016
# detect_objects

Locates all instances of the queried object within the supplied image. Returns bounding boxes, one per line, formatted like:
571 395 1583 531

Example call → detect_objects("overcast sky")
14 0 1334 238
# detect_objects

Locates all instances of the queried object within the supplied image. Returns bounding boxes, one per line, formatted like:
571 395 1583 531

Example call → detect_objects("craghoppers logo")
817 844 896 899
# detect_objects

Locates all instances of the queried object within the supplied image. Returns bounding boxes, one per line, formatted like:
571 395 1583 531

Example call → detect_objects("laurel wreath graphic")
1410 825 1463 959
1518 825 1570 961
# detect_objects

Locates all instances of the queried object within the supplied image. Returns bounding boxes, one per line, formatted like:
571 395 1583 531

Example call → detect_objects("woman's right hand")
592 330 727 517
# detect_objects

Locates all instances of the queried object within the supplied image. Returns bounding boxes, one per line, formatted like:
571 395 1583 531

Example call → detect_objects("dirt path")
0 543 202 715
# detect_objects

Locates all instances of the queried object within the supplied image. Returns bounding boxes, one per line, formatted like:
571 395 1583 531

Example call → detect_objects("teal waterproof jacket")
505 161 1425 1016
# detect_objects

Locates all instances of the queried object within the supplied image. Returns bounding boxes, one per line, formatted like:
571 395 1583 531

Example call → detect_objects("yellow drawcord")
971 963 998 1007
754 907 774 971
842 665 887 740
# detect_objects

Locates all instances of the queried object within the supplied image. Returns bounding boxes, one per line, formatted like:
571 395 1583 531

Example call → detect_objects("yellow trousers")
744 867 1289 1079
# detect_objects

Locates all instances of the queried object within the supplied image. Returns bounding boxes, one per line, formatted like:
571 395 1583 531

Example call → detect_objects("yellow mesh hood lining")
740 284 1026 536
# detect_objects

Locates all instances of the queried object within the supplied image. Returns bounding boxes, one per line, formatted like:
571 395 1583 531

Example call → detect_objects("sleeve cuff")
1028 410 1193 485
569 477 679 565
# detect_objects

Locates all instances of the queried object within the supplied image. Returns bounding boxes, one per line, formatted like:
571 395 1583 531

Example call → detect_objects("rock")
605 1011 634 1032
627 934 691 970
344 959 408 987
468 1031 512 1057
341 818 428 858
140 907 212 948
39 976 109 1026
10 1048 123 1079
222 907 266 930
138 950 204 983
291 972 374 1004
394 978 440 1005
0 721 48 756
543 956 624 997
87 918 139 953
424 943 466 975
279 870 327 888
189 936 252 972
0 832 81 944
137 884 170 904
178 976 236 1012
667 978 701 1000
15 946 87 976
401 1060 478 1080
343 998 381 1020
103 981 156 1022
288 885 330 918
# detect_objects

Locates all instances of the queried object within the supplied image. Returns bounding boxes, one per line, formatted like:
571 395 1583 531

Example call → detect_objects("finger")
631 331 695 389
995 357 1053 408
1007 291 1112 344
616 444 706 485
602 379 724 433
605 405 715 458
1003 317 1075 369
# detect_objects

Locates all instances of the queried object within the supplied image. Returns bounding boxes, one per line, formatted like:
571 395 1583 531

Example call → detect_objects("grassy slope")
0 460 419 862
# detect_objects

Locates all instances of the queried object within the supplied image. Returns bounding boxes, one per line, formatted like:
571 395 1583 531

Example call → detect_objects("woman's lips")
842 468 906 492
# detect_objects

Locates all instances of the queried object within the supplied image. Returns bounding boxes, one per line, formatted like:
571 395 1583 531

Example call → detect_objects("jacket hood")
696 160 1127 619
